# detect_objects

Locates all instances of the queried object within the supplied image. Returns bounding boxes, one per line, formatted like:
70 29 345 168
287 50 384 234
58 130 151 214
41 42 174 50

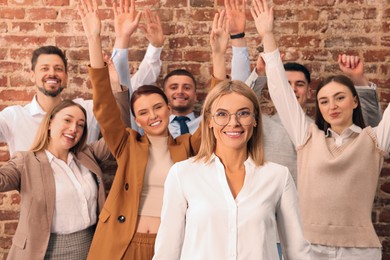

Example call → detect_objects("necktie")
174 116 190 135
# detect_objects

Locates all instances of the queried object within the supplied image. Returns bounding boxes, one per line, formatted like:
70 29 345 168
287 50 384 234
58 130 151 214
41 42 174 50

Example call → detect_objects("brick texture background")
0 0 390 259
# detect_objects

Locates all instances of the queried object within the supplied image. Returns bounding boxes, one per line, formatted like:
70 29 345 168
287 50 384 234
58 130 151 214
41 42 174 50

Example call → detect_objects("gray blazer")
0 140 109 260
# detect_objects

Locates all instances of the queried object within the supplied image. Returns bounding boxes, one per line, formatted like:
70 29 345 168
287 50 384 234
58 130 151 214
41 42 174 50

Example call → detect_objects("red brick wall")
0 0 389 259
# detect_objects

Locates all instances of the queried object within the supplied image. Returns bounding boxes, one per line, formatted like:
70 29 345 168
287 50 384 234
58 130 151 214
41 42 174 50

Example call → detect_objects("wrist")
114 37 130 49
231 38 246 47
350 75 369 86
230 32 245 39
150 41 164 48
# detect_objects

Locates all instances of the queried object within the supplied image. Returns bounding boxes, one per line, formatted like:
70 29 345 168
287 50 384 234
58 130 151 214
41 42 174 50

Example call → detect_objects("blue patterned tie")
174 116 190 135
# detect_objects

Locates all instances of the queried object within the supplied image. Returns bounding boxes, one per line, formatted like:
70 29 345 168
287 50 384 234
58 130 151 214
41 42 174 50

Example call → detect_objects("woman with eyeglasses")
153 80 311 259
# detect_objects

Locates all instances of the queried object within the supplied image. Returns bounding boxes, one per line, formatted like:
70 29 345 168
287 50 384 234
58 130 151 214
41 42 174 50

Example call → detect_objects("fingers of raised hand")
78 0 96 17
218 10 226 30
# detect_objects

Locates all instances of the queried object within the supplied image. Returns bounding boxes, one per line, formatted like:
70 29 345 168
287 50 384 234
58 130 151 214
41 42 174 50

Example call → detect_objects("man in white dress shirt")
0 46 102 157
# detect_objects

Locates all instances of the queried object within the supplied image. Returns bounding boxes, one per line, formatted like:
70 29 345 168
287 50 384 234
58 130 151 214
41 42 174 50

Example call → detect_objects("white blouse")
153 155 311 260
46 150 98 234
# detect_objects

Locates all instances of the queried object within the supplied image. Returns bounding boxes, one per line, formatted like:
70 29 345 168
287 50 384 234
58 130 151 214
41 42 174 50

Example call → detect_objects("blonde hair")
194 80 264 166
30 100 88 154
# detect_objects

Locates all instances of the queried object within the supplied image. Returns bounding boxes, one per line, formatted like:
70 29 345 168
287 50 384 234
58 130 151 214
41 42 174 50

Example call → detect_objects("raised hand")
250 0 276 53
211 10 229 80
338 54 368 85
210 10 229 56
338 54 363 77
139 8 165 48
225 0 246 35
113 0 142 48
78 0 104 67
78 0 101 40
250 0 273 38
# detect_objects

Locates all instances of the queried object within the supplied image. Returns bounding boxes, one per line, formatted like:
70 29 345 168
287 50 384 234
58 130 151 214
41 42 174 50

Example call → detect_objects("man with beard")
162 69 200 138
0 46 130 157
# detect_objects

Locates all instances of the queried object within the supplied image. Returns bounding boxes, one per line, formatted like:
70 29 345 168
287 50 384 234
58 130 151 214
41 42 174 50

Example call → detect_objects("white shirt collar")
45 149 74 165
210 153 256 168
29 95 46 116
326 124 362 138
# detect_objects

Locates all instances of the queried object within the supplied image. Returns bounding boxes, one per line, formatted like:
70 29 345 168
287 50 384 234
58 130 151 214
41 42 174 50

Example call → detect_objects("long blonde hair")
30 100 88 154
194 80 264 166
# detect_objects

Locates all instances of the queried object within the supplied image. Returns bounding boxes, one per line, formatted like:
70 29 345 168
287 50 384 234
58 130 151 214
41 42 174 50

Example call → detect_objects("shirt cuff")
355 82 377 90
145 43 163 60
261 48 279 61
245 68 259 88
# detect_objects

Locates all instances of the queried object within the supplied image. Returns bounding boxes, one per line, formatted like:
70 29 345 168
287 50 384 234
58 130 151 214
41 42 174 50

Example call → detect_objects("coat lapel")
167 135 188 162
35 151 56 227
75 152 103 178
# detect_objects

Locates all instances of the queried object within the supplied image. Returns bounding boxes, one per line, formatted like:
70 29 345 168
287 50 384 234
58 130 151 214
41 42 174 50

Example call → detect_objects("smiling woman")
78 0 202 258
0 100 111 259
153 80 312 260
130 85 171 137
255 0 390 258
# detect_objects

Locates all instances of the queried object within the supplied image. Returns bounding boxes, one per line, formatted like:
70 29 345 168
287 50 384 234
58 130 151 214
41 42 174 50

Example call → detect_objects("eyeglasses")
212 110 255 126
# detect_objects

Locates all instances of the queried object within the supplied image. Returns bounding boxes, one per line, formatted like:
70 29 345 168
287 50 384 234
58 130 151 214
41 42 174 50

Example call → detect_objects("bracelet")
230 32 245 39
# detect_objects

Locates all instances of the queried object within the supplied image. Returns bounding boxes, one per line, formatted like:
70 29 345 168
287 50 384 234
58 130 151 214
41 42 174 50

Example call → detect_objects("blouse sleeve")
153 164 187 260
276 170 312 259
262 49 311 147
373 101 390 153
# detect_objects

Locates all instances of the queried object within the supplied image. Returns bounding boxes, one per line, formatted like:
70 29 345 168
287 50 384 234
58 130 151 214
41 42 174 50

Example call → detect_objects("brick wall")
0 0 389 258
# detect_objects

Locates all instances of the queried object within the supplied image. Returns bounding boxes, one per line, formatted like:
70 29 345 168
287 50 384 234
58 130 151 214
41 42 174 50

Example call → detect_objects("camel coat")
0 139 110 260
87 66 201 259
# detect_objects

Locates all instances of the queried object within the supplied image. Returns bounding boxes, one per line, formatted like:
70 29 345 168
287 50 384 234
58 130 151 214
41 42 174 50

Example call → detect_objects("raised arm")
78 0 104 68
132 8 164 88
78 0 139 157
111 3 162 132
111 0 141 90
226 0 251 81
252 0 310 147
211 10 229 81
338 54 382 127
112 3 163 90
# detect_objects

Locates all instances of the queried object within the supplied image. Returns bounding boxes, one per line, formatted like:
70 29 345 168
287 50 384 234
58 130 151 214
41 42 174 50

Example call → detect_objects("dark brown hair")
130 85 169 117
315 75 365 132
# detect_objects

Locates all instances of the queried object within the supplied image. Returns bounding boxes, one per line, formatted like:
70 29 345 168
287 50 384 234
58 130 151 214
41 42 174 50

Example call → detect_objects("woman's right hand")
77 0 101 41
250 0 277 53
